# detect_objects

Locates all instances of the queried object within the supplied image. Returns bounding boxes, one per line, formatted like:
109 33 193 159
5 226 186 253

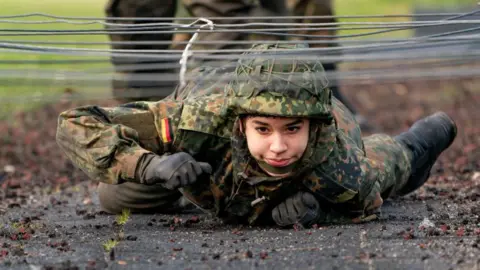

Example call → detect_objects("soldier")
56 43 456 227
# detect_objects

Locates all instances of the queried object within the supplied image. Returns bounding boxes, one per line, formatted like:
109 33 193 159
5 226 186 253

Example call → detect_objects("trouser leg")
251 0 289 42
286 0 359 115
105 0 178 102
97 182 183 214
173 0 286 51
361 134 413 204
286 0 336 48
181 0 253 51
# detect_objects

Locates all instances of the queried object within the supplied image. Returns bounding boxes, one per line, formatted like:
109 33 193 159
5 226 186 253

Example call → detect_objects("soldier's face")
243 116 309 177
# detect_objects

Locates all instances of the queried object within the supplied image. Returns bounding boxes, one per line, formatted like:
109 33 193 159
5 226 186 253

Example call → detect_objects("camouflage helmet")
226 43 333 121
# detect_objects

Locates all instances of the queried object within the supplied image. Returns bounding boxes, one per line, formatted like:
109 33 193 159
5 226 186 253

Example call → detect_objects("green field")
0 0 475 118
0 0 111 117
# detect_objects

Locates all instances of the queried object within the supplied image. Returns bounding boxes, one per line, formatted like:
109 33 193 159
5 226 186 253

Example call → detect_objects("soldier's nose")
269 134 288 153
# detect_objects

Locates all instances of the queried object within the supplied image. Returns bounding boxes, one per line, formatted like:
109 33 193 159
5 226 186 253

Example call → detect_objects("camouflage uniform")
56 43 413 225
263 0 337 49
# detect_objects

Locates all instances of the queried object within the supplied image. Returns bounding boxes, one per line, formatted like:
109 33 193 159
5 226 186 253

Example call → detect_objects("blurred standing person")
105 0 178 102
104 0 255 102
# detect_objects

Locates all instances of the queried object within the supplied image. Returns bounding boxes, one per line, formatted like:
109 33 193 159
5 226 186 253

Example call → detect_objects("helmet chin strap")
256 159 300 176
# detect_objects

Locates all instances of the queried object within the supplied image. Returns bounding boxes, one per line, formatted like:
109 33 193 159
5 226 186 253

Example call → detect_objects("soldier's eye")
255 127 270 134
286 126 301 133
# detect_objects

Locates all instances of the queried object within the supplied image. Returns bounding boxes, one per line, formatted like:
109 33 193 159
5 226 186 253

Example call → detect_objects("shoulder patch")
160 118 174 143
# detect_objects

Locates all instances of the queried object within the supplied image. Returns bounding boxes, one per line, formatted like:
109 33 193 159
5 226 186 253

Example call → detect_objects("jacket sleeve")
56 100 183 184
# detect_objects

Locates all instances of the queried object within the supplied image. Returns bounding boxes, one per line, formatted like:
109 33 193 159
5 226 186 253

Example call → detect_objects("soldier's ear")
238 116 249 134
239 118 245 134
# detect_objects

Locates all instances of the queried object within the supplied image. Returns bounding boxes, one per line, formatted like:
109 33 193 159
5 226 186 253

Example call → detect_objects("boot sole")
431 111 458 150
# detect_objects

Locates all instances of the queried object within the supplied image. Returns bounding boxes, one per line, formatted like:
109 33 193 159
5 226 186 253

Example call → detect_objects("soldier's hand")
139 152 212 189
272 191 321 228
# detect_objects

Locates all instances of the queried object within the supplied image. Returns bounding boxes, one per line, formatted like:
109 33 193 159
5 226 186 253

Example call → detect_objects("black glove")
272 191 321 228
135 152 212 189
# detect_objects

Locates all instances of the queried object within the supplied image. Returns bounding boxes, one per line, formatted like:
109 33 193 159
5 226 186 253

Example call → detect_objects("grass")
102 239 118 252
0 0 476 119
100 208 131 252
115 209 131 226
0 0 111 118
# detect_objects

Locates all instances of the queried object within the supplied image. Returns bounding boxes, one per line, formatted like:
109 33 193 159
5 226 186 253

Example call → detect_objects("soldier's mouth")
264 158 292 167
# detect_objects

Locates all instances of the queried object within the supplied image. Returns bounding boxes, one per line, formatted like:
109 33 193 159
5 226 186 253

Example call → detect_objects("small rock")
419 217 435 230
472 172 480 183
11 246 25 256
126 235 137 241
3 165 15 174
83 213 96 220
75 209 87 216
259 251 268 260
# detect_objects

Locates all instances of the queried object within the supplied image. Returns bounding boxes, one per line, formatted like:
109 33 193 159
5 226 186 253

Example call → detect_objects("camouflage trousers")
104 0 341 103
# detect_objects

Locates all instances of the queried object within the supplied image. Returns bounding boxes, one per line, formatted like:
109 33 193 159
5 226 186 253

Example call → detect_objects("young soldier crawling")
56 43 457 228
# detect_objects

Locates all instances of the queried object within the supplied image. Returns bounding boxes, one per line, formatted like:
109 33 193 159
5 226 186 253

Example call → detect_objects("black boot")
394 112 457 196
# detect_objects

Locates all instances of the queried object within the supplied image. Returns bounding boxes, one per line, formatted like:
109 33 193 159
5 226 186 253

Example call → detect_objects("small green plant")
102 239 118 252
116 209 131 226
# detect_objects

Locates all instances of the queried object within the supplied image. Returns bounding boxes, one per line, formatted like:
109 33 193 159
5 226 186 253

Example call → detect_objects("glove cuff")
134 153 158 184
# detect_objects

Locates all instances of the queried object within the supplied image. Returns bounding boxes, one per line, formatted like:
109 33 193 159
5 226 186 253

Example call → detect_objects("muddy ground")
0 62 479 269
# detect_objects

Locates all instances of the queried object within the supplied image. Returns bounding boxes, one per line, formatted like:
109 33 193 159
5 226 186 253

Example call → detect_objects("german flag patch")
160 118 174 143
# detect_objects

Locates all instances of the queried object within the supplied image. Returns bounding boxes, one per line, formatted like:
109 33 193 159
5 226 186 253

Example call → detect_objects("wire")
1 65 479 103
1 9 479 102
3 19 480 28
1 12 478 21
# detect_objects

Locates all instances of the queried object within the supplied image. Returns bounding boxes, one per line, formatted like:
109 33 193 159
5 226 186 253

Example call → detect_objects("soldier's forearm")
56 105 157 184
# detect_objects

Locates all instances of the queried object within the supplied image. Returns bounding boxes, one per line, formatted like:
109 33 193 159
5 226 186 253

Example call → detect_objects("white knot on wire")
179 18 214 89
